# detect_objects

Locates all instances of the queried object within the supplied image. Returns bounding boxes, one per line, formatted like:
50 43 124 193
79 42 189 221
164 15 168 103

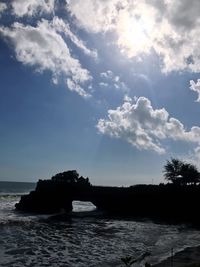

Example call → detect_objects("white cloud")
100 70 114 79
67 0 200 73
0 18 92 97
97 96 200 154
66 0 122 33
0 3 7 16
99 82 108 87
11 0 55 17
190 79 200 102
52 17 98 59
100 70 128 91
66 78 91 98
123 95 132 102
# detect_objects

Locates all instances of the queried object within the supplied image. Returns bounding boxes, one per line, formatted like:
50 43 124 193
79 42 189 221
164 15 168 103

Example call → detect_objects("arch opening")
72 201 96 213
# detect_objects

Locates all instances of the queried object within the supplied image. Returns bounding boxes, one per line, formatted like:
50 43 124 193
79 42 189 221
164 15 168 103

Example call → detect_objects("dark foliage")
163 158 200 185
51 170 91 186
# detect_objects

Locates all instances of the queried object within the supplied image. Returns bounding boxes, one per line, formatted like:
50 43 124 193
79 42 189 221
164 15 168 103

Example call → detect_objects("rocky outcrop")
15 181 73 213
15 171 90 213
16 171 200 223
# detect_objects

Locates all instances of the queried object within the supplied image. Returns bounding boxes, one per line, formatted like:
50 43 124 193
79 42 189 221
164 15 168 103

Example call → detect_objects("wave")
0 181 36 195
1 198 200 267
0 192 29 197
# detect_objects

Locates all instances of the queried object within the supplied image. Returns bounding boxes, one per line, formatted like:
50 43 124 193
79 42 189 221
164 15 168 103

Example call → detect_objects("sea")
1 181 200 267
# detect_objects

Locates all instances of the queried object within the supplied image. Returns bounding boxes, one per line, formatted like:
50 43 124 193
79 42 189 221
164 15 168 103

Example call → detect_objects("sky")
1 0 200 185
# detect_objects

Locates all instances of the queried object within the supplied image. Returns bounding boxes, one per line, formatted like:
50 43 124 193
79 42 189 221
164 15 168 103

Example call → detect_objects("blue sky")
1 0 200 185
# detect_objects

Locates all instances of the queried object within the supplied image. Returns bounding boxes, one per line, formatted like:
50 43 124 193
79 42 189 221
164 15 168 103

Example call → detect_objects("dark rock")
15 171 200 224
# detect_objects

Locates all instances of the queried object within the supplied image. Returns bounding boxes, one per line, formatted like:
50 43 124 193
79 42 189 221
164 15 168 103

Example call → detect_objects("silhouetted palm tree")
163 158 183 184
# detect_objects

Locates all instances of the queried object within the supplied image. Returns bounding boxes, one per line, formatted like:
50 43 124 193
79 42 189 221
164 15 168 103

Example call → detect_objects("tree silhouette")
163 158 183 184
180 163 200 185
51 170 79 183
163 158 200 185
51 170 91 186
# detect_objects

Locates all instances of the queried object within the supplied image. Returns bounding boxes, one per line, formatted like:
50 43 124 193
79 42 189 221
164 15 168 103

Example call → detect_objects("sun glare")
117 13 153 57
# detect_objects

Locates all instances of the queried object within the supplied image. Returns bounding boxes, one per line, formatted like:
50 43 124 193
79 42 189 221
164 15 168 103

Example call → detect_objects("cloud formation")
97 96 200 154
67 0 121 33
100 70 127 91
11 0 55 17
0 3 7 16
52 17 97 59
0 17 92 97
190 79 200 102
67 0 200 73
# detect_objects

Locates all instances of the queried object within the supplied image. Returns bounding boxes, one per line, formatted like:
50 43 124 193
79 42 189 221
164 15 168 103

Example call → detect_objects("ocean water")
1 182 200 266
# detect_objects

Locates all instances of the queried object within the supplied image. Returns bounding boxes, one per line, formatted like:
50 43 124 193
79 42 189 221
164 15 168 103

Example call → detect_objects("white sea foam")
0 186 200 266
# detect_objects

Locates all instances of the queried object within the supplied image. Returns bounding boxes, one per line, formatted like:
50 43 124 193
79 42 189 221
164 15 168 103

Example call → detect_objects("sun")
117 12 154 57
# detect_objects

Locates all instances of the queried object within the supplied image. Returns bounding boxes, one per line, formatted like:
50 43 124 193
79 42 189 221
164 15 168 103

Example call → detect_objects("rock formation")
16 170 200 224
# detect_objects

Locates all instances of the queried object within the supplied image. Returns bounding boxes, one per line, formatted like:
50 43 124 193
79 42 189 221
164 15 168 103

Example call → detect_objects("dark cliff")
15 171 200 223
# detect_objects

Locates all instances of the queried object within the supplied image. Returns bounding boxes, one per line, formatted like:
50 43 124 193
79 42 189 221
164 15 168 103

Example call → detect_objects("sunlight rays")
117 9 155 58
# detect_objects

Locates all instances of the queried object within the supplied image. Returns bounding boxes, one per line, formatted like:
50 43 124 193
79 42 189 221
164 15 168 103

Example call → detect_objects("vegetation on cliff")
51 170 91 186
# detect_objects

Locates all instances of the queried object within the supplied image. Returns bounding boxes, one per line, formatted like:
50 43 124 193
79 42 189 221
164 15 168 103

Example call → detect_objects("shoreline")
153 245 200 267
